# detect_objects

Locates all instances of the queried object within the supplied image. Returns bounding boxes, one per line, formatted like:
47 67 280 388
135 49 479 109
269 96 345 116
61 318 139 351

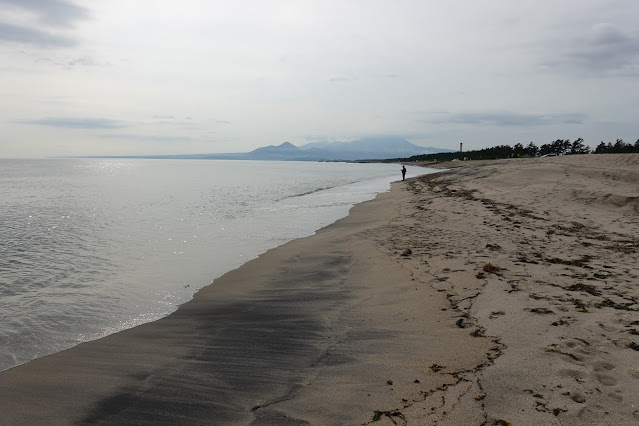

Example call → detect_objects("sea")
0 158 428 372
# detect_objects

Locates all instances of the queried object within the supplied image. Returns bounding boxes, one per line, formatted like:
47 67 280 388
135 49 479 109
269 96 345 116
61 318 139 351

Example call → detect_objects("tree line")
386 138 639 163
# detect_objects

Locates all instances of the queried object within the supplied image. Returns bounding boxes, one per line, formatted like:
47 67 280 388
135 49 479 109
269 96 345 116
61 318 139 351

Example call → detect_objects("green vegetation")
382 138 639 162
594 139 639 154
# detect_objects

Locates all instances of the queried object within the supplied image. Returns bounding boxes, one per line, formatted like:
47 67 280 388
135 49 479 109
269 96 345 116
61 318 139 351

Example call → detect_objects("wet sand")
1 154 638 425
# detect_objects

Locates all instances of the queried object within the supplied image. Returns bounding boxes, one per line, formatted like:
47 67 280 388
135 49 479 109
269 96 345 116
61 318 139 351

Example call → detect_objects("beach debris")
545 255 593 268
554 317 575 326
470 328 485 337
516 253 539 264
456 317 472 328
571 393 586 403
483 263 502 274
627 342 639 351
592 270 614 279
400 248 412 256
371 410 405 423
595 298 636 310
553 408 566 416
386 380 393 385
430 363 444 372
605 241 636 254
530 308 554 315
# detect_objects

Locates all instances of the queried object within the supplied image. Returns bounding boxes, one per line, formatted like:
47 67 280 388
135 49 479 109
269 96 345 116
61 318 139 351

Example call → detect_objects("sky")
1 0 639 158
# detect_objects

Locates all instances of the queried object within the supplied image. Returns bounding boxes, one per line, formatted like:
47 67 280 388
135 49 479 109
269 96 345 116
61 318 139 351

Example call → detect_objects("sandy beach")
1 154 638 425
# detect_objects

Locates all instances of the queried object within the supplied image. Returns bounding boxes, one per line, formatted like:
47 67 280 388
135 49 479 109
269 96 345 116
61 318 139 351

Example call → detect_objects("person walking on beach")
401 165 406 181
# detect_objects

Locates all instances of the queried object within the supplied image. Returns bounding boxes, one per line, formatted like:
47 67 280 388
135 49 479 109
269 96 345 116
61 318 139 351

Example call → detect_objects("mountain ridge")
242 137 452 161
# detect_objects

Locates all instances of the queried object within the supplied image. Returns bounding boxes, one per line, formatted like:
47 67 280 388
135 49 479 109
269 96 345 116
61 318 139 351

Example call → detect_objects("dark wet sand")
1 217 359 424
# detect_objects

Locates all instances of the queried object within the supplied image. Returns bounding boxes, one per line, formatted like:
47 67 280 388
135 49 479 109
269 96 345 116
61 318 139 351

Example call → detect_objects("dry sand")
1 154 638 425
389 154 639 425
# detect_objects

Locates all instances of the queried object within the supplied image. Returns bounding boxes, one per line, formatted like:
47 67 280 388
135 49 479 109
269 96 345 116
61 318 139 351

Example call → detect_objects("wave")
277 179 361 201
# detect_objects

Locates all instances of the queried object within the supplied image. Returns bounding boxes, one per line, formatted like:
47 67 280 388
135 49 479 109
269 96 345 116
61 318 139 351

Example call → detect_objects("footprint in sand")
595 373 618 386
592 361 615 372
559 369 587 383
608 391 623 402
628 370 639 379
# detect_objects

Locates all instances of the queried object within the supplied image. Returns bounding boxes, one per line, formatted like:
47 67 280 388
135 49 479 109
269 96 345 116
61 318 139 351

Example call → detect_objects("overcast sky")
1 0 638 157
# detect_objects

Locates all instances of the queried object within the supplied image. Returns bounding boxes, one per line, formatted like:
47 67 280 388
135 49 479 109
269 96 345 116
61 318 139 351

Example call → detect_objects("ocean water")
0 159 427 371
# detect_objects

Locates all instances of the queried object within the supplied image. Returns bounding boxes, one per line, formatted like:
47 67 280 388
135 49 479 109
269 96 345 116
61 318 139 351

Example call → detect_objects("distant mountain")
297 136 451 160
86 137 453 161
235 137 451 161
241 142 325 161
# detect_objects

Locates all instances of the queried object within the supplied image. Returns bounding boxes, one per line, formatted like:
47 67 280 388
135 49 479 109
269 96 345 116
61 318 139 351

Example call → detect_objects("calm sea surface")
0 159 427 371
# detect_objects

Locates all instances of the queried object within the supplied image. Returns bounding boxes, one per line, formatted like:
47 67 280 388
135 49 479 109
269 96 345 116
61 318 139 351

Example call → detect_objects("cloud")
427 112 586 127
0 21 75 47
19 117 127 129
543 24 639 76
64 55 103 68
99 134 193 143
0 0 88 27
0 0 88 47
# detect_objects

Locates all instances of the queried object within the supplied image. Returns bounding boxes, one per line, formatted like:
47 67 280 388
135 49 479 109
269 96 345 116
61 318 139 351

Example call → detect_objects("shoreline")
1 154 638 424
3 169 482 425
